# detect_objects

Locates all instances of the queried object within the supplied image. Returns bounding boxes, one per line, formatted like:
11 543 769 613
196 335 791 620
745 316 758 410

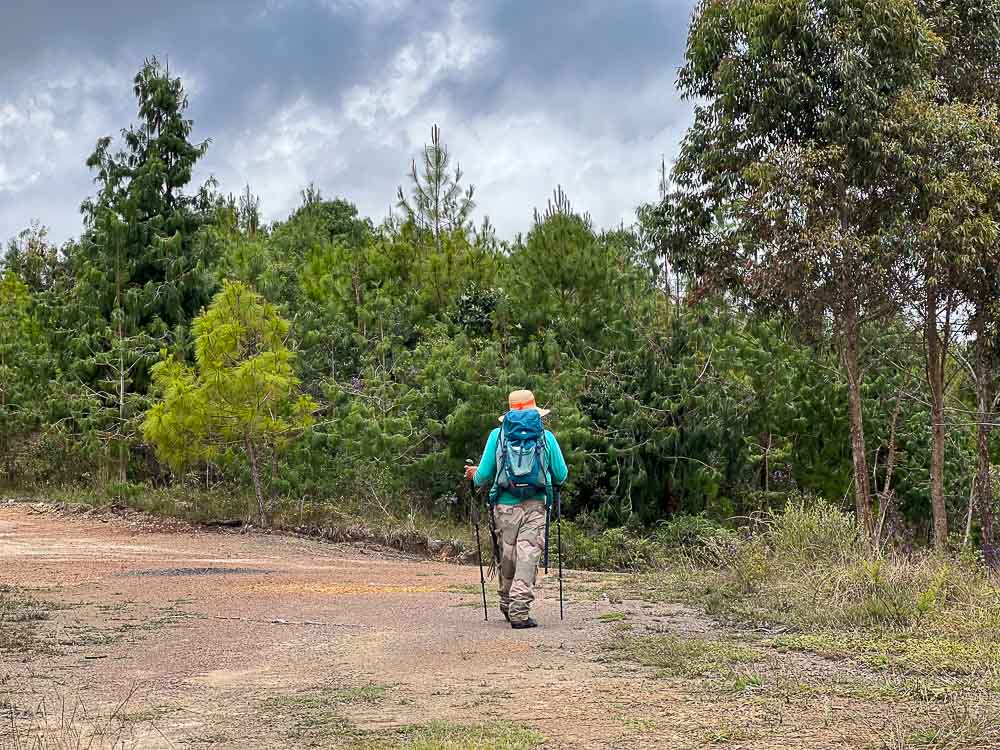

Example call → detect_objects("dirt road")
3 503 927 749
1 503 716 749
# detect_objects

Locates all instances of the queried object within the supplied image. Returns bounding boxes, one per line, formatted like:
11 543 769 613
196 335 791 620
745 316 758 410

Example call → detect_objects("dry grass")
1 684 142 750
0 586 60 657
878 707 1000 750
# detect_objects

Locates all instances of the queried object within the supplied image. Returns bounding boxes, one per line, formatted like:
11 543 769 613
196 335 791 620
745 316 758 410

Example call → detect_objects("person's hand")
464 464 478 480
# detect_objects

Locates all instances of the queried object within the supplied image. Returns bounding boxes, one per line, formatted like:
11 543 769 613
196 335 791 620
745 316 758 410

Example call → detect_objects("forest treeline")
3 0 1000 565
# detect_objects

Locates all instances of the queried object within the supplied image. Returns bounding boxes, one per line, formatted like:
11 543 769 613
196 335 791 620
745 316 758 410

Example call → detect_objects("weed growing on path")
0 586 60 656
262 683 388 744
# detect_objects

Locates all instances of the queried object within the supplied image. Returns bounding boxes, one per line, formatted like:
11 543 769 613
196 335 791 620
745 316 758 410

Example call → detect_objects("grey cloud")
1 0 696 245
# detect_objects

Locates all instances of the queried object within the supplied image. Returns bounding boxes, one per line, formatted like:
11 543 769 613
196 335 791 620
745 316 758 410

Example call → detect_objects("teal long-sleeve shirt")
473 427 568 505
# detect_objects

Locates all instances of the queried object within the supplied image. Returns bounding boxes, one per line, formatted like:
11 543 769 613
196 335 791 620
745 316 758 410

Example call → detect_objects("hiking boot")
510 617 538 630
499 607 511 623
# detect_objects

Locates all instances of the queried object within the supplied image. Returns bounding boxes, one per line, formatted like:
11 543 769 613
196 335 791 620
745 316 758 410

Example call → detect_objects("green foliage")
143 281 316 518
397 124 475 239
654 514 731 552
77 56 217 344
560 522 661 572
7 46 1000 558
0 272 51 482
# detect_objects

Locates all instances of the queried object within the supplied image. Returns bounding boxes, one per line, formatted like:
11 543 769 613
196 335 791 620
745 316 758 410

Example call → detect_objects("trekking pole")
466 460 488 622
556 484 564 621
544 499 551 574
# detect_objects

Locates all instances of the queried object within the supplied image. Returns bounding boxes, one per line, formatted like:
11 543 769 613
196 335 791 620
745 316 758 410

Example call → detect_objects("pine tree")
143 281 317 520
396 124 476 241
61 57 219 482
77 56 217 354
0 272 49 481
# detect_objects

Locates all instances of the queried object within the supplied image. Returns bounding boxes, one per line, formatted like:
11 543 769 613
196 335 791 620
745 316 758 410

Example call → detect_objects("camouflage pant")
494 500 546 623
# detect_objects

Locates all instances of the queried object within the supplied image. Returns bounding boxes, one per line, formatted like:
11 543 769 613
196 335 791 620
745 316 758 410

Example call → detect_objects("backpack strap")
492 426 507 503
539 431 551 504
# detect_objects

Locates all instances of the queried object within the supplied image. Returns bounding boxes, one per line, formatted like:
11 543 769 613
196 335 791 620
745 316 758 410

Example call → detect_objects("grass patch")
0 586 59 656
729 668 768 694
597 611 627 622
262 684 387 743
355 721 544 750
266 684 388 710
878 707 1000 749
605 630 760 678
703 723 758 746
774 630 1000 678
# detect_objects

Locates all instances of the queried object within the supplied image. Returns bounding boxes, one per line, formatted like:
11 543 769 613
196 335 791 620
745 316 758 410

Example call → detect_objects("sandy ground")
0 503 914 749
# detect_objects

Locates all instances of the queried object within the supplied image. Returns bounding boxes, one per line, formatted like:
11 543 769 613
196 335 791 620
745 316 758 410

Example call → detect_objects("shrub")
767 496 858 563
654 514 733 554
559 522 660 572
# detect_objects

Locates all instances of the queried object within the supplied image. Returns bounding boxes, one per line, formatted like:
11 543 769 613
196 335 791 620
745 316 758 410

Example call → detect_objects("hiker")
464 390 568 629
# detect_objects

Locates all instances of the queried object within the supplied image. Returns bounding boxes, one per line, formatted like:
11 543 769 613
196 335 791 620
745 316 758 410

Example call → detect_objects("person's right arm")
472 428 500 488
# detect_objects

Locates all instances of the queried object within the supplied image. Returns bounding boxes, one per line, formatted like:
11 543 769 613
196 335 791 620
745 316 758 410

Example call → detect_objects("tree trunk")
926 285 949 549
244 434 266 523
875 393 902 548
843 300 874 538
974 317 998 567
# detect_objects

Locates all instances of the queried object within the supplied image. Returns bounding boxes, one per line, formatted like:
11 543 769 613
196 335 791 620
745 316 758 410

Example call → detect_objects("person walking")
464 390 568 629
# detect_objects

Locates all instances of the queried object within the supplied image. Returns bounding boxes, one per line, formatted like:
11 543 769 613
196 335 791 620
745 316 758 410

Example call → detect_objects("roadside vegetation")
594 502 1000 749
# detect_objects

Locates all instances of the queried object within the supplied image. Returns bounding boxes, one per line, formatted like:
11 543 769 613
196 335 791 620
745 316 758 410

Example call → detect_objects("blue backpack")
494 409 549 501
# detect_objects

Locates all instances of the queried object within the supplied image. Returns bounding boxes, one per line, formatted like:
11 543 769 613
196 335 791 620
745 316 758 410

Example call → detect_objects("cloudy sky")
1 0 696 246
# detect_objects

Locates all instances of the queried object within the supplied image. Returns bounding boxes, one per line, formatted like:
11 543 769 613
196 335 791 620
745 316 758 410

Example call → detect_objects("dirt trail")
0 504 886 749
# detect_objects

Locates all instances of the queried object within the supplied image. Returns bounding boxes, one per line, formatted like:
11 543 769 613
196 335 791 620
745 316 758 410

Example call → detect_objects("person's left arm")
546 431 568 485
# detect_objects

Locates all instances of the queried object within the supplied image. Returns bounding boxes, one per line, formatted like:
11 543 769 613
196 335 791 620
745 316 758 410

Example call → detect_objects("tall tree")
659 0 941 536
64 57 218 480
886 92 1000 548
78 56 217 357
397 124 476 242
890 1 1000 550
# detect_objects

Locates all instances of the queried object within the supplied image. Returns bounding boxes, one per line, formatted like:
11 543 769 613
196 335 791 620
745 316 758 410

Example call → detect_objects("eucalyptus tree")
883 1 1000 550
885 92 1000 550
659 0 942 536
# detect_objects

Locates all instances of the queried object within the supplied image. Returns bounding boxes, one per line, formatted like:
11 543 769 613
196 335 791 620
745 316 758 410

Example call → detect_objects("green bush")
654 514 734 555
767 497 858 562
559 521 660 572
